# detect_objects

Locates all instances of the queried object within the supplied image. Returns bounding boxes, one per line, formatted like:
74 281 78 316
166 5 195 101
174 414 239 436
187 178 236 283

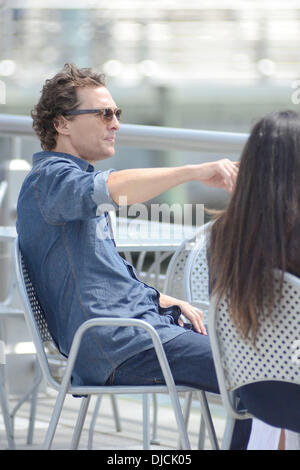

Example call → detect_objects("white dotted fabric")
163 223 205 299
214 270 300 391
21 256 53 343
164 245 191 299
184 223 211 321
188 240 209 316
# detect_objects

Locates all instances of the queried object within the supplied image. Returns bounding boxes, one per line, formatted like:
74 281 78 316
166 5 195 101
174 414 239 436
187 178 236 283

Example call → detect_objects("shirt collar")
32 151 95 172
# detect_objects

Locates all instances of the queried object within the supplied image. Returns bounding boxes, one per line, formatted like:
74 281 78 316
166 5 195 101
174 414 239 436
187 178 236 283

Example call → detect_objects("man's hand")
159 293 207 335
194 159 239 193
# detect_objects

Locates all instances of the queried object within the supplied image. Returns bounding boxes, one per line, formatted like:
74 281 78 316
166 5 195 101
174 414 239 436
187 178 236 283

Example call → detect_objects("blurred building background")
1 0 300 210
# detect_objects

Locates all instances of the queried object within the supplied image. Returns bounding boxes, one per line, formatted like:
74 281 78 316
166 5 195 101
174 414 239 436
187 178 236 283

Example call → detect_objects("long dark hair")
209 110 300 340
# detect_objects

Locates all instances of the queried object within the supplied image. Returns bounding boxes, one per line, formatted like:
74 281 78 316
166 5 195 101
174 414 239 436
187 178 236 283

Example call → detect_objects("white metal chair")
183 222 211 321
208 269 300 430
0 339 15 449
183 221 237 449
14 236 203 450
159 222 220 449
0 197 20 449
0 249 41 448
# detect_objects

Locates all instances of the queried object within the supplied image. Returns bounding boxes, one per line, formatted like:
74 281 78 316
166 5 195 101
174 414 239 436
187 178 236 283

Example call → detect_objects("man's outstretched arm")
106 159 239 205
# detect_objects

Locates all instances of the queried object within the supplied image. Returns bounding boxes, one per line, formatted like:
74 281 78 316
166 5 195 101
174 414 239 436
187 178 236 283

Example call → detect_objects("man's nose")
110 113 121 130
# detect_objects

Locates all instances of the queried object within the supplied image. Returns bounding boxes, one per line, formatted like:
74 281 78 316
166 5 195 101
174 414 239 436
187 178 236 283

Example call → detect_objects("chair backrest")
163 224 209 298
183 222 211 320
13 237 61 390
208 269 300 418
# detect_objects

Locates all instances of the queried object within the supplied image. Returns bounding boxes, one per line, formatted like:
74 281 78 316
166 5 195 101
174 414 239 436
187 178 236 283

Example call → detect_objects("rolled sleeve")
92 169 119 212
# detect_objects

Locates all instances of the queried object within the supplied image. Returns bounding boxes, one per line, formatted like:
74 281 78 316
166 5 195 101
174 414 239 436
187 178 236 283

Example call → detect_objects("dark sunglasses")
64 107 122 122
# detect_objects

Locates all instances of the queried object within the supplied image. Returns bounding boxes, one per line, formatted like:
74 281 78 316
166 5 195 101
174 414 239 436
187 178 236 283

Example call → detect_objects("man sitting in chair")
17 63 250 449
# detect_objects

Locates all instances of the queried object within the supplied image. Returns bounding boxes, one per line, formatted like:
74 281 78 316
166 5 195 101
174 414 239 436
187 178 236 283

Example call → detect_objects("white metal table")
112 217 195 288
0 221 194 249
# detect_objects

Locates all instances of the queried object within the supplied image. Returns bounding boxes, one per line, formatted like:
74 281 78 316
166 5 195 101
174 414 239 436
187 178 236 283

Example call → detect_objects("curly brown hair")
31 63 106 151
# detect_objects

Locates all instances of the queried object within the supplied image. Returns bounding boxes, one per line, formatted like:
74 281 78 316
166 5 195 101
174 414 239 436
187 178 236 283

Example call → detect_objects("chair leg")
197 391 219 450
150 393 160 445
42 387 69 449
177 391 193 449
87 394 103 450
70 396 91 450
0 365 14 449
110 395 121 432
182 391 193 427
88 394 121 450
168 392 191 450
221 416 235 450
142 393 151 449
27 360 43 444
9 358 43 445
198 415 206 449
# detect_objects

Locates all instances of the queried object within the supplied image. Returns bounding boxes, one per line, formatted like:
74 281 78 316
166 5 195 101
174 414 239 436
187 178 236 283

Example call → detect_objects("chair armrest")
45 317 193 451
61 317 178 395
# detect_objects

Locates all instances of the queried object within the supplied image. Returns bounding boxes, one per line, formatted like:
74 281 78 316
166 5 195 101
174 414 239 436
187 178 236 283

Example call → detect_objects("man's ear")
53 115 71 136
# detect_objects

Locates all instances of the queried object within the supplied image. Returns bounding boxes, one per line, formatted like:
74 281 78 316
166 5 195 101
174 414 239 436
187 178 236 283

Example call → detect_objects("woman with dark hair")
208 110 300 447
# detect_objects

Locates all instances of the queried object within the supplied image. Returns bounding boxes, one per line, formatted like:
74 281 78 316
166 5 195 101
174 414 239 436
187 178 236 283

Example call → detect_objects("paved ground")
0 388 228 451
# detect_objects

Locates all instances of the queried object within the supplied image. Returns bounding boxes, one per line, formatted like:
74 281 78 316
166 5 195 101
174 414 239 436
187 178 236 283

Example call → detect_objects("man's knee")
163 331 219 392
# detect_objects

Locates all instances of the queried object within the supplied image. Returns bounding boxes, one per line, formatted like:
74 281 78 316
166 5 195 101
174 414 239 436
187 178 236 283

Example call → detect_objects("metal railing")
0 113 248 156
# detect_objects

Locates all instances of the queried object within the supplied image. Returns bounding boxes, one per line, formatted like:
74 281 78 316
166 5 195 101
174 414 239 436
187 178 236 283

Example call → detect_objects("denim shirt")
16 151 185 386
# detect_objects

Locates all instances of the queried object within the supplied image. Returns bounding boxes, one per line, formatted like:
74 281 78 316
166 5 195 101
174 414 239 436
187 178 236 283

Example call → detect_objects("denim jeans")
239 381 300 433
107 329 252 449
